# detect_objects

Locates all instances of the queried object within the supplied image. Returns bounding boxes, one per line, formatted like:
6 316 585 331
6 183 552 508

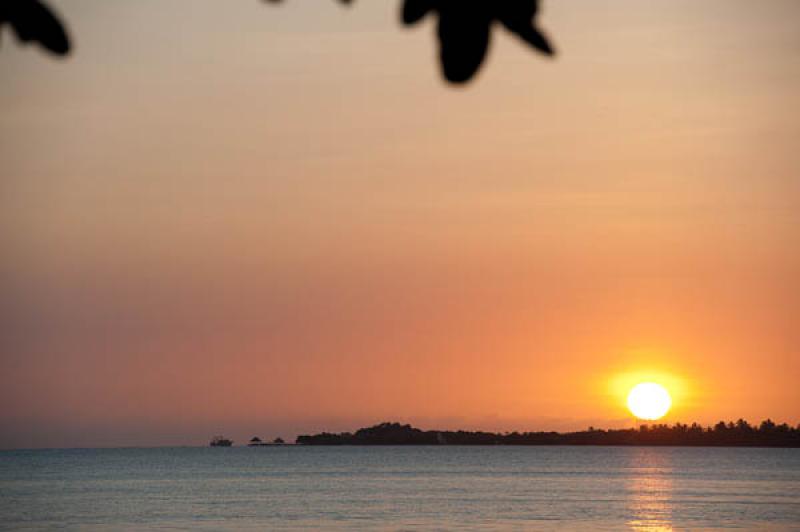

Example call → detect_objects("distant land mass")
295 420 800 447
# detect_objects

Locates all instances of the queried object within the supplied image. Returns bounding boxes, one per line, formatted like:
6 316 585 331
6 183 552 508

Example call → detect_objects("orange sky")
1 0 799 448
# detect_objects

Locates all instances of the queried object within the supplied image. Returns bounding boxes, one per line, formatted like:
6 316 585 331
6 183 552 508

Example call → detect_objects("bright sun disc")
627 382 672 420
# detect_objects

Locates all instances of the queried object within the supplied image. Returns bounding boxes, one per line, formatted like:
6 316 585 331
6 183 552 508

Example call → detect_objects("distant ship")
209 436 233 447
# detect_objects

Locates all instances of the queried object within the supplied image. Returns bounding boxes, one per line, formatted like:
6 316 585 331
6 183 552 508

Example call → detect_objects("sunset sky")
1 0 798 449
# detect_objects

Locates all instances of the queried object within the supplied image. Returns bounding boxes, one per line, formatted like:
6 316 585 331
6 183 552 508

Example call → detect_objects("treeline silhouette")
296 420 800 447
2 0 554 83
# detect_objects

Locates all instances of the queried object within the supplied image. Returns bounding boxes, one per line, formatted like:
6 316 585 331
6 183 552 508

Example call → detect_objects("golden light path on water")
627 448 675 531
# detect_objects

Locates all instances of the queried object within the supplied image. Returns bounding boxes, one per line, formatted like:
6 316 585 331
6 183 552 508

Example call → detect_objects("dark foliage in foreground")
296 420 800 447
399 0 554 83
2 0 554 84
0 0 70 56
268 0 554 83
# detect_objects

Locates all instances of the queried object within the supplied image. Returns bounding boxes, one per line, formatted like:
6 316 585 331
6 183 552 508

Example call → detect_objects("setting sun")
627 383 672 421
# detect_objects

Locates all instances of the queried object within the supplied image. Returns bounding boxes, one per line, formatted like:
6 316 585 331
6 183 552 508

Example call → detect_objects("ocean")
1 446 799 530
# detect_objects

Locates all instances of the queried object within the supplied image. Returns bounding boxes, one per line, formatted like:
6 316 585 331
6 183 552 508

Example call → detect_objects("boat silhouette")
209 436 233 447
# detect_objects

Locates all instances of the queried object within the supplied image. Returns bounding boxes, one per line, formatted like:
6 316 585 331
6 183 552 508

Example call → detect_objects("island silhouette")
293 420 800 447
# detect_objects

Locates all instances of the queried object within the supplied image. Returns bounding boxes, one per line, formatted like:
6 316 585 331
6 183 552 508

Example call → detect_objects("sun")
627 382 672 421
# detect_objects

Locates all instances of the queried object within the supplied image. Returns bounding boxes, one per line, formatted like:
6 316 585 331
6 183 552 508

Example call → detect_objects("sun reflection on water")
626 448 674 531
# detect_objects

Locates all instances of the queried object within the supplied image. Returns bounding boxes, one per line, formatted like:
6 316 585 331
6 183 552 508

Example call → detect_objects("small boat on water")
209 436 233 447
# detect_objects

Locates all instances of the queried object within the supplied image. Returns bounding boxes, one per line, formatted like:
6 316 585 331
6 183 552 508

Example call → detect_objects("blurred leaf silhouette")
401 0 554 83
1 0 556 84
0 0 71 56
265 0 554 84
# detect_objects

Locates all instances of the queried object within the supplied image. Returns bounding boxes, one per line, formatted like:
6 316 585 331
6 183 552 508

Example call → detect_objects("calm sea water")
1 446 799 530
